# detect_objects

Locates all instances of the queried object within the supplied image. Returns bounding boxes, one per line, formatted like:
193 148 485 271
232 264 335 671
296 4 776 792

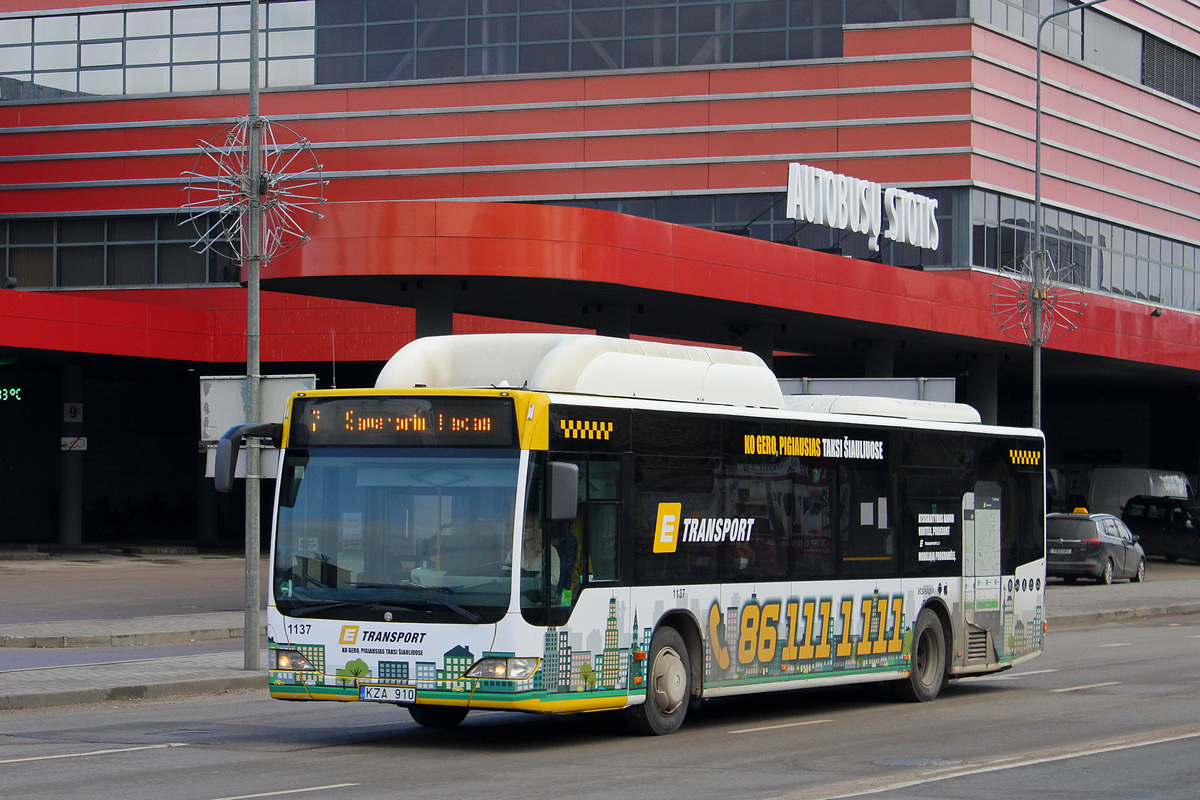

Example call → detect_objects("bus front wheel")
407 704 469 729
897 608 948 703
627 626 690 735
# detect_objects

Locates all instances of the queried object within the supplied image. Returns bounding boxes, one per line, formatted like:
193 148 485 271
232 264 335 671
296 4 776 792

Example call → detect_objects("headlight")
270 648 316 671
465 657 540 681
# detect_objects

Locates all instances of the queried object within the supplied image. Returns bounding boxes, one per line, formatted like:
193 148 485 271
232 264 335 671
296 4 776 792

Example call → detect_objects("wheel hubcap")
651 646 687 714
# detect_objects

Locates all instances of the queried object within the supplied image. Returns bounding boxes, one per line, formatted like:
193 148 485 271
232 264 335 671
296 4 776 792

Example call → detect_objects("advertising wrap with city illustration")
270 552 1044 713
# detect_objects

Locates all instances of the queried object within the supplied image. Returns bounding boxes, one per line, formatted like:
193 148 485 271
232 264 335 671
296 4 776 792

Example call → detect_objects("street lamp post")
1032 0 1107 429
243 0 263 672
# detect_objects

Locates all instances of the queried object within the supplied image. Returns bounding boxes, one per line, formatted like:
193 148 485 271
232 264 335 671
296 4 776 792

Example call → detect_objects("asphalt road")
3 615 1198 800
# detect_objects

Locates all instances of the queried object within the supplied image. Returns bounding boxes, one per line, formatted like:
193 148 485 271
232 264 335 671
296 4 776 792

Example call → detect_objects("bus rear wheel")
407 704 469 729
627 626 690 735
896 608 948 703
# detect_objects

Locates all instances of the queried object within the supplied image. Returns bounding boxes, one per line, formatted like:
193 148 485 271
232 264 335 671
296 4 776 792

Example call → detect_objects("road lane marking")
972 668 1057 681
775 728 1200 800
730 719 832 734
1099 643 1131 647
0 743 188 764
1050 681 1120 693
205 785 359 800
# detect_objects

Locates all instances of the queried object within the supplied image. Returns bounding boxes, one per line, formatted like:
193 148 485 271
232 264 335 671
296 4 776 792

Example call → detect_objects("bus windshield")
272 448 521 624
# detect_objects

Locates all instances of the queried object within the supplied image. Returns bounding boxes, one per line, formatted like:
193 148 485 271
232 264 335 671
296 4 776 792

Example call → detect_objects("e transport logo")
654 503 758 554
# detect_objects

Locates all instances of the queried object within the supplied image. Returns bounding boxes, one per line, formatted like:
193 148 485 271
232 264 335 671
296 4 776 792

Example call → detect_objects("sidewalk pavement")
2 550 1199 712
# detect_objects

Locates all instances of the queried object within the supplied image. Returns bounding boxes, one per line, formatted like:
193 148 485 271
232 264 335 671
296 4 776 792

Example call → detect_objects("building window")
0 1 314 102
1143 34 1199 108
0 215 238 289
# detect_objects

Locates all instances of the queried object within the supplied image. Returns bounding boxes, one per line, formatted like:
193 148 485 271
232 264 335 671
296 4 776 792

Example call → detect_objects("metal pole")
244 0 263 672
1032 0 1107 430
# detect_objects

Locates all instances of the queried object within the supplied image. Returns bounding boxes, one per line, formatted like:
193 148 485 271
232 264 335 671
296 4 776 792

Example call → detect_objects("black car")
1121 495 1200 563
1047 511 1146 584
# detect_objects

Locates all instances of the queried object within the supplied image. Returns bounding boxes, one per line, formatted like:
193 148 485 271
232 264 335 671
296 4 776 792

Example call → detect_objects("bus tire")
627 626 690 735
896 608 948 703
407 704 469 729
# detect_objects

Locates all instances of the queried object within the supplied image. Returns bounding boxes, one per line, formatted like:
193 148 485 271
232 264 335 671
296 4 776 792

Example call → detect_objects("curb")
0 672 266 711
1 626 267 649
1048 603 1200 629
0 551 50 561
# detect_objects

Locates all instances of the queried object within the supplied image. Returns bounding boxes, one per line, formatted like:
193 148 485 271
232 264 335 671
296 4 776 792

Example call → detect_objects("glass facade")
312 0 869 82
1 0 971 99
970 188 1200 311
0 215 238 289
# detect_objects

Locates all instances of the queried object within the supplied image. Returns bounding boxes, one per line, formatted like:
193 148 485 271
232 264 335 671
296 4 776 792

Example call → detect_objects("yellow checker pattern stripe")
1010 449 1041 465
560 420 613 440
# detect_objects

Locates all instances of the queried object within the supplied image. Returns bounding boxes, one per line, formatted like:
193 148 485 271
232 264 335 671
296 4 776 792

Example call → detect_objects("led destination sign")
289 396 517 447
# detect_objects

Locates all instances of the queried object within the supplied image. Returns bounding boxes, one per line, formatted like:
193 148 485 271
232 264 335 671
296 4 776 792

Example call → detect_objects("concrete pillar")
592 303 632 339
741 323 775 370
414 279 454 338
59 363 83 545
965 354 999 425
864 340 895 378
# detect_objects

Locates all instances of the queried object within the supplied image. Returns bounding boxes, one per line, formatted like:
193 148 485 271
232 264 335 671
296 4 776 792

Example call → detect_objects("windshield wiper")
351 581 483 623
285 600 419 618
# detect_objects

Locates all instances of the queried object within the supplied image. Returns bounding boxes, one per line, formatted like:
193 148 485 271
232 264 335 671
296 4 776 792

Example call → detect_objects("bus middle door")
961 481 1002 665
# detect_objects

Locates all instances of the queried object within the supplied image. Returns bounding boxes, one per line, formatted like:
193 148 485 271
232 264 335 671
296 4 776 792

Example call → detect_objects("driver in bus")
506 515 562 588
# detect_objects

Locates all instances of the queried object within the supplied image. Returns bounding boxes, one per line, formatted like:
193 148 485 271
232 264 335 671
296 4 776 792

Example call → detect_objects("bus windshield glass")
272 448 520 624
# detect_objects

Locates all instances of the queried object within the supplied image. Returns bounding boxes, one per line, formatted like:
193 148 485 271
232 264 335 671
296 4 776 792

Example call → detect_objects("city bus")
215 333 1046 735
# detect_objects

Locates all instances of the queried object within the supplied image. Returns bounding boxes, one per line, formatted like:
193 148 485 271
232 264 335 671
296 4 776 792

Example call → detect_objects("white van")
1087 468 1192 516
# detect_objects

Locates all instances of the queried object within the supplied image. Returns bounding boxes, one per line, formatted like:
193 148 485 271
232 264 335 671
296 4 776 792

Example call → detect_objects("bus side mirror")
214 423 282 493
547 461 580 521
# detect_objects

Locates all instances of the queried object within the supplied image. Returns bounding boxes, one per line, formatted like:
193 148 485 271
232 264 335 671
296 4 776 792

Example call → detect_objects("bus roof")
375 333 987 424
375 333 785 408
783 394 982 424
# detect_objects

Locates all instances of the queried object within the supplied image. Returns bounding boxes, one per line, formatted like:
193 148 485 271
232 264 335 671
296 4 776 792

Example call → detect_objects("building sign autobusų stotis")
786 163 940 253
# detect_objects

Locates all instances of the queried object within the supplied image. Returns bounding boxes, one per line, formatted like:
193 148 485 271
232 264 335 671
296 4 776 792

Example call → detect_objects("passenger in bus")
732 542 756 573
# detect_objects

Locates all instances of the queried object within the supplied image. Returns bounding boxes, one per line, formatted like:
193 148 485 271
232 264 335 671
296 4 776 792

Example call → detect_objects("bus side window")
584 457 620 582
791 469 836 579
587 504 618 581
839 462 896 577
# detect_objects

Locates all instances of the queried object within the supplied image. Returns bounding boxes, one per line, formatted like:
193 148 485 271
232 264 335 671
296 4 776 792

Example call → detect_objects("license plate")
359 684 416 703
1050 548 1072 555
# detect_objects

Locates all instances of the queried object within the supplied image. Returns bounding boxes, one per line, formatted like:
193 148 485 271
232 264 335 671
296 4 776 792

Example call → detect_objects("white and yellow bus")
216 334 1046 735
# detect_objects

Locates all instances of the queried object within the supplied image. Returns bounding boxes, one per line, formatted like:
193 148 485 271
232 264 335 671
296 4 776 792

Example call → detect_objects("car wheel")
627 626 690 735
1098 559 1114 585
407 704 469 729
895 608 948 703
1131 558 1146 583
